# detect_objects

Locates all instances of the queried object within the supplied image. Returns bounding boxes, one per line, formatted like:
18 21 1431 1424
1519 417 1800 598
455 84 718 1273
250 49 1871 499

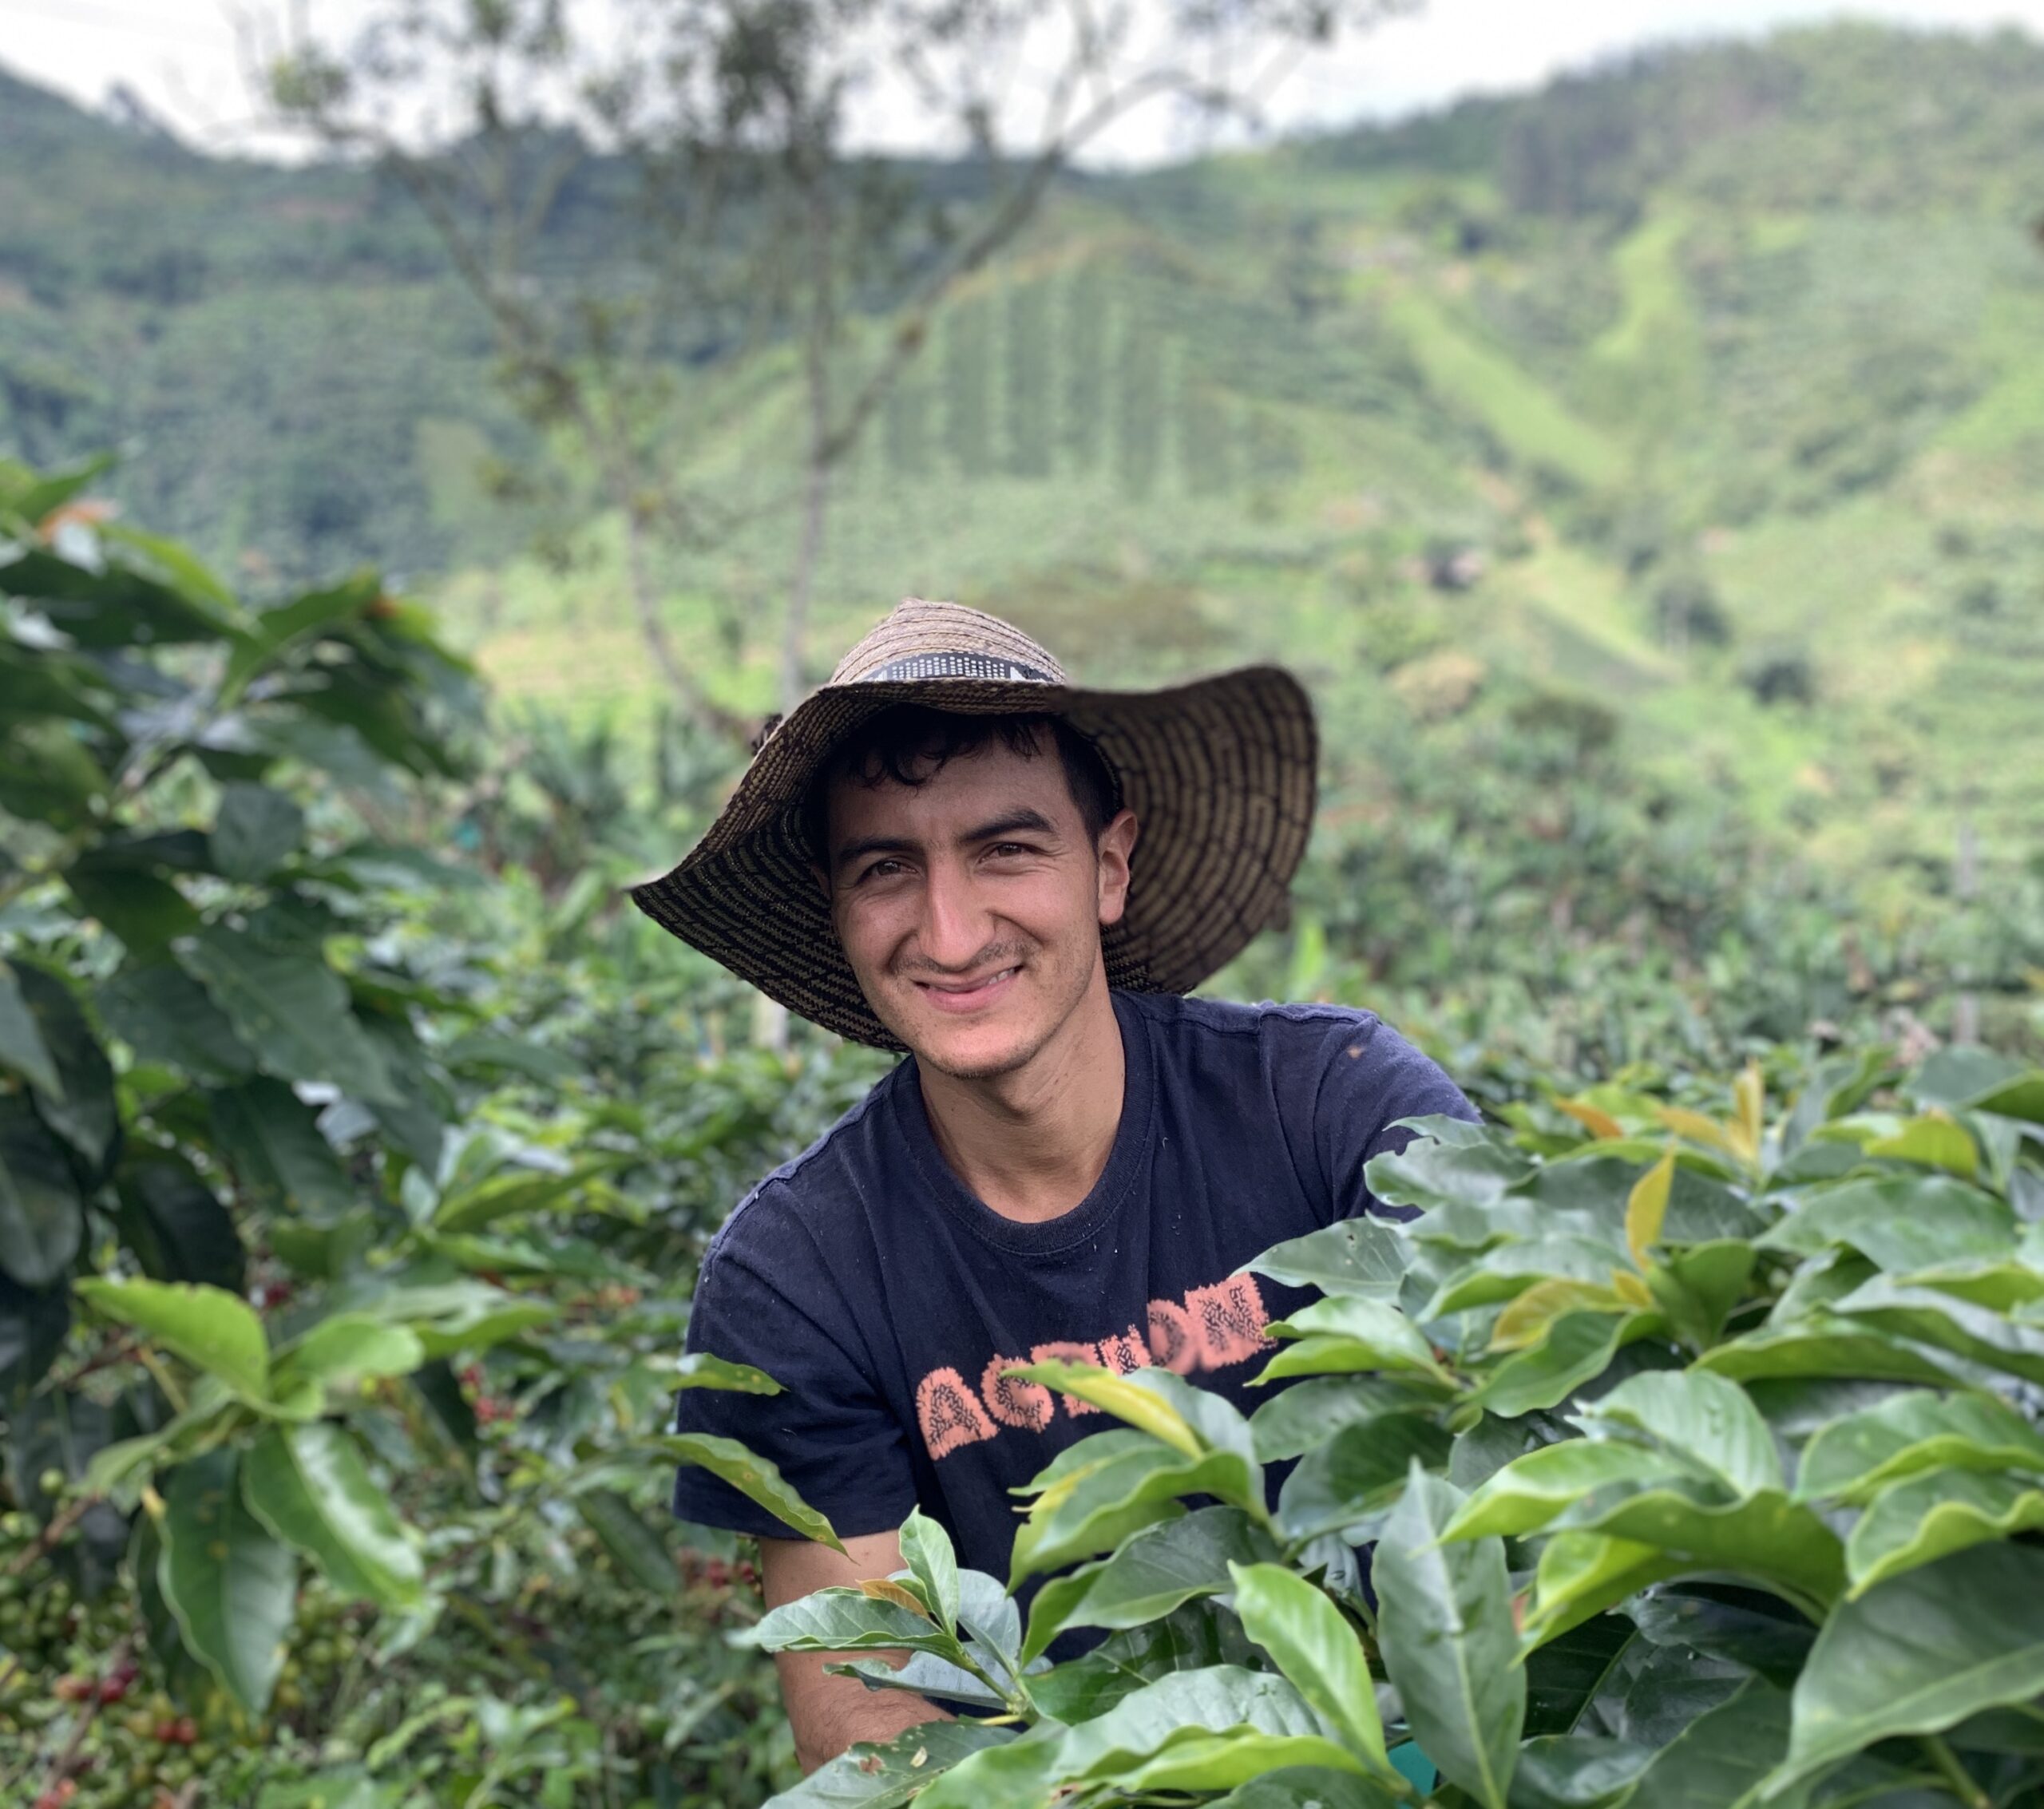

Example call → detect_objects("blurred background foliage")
2 10 2043 1805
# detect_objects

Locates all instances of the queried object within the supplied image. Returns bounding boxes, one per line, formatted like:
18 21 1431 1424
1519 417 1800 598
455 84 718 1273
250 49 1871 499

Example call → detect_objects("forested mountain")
4 22 2042 877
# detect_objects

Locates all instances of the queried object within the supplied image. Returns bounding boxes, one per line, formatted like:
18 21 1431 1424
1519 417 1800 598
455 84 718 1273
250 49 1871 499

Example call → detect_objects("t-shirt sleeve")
671 1215 917 1544
1301 1014 1480 1223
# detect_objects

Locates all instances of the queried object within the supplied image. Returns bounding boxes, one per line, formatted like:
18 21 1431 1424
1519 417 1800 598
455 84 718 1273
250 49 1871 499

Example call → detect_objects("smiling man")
630 600 1473 1770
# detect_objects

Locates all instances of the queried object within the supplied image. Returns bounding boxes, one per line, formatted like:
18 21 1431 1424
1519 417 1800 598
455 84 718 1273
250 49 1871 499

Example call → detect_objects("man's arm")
759 1529 952 1774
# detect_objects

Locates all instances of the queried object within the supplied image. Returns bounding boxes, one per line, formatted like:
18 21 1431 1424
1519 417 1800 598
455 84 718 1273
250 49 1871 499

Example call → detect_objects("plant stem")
1919 1735 1990 1809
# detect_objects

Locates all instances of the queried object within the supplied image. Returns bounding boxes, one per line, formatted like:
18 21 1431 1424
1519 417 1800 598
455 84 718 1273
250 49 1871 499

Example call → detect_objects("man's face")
822 734 1136 1080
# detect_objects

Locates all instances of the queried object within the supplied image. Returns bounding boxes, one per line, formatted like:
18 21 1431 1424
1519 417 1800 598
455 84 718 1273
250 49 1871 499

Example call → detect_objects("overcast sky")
2 0 2041 164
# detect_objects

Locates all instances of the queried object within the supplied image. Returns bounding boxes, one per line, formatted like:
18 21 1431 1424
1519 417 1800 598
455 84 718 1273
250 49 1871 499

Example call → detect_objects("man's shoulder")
701 1059 912 1269
1120 988 1384 1053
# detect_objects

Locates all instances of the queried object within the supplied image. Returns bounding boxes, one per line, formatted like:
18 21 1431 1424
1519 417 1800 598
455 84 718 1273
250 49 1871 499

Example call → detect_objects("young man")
631 600 1473 1770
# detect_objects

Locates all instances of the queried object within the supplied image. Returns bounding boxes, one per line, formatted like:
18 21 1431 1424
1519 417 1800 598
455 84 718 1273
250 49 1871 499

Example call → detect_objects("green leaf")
220 573 378 703
1831 1274 2044 1385
1059 1666 1353 1792
1092 1731 1370 1796
207 1077 354 1216
1022 1506 1278 1664
575 1487 679 1600
430 1161 615 1235
97 961 256 1083
1244 1217 1410 1301
1627 1585 1816 1686
75 1277 270 1400
899 1508 961 1633
1257 1295 1448 1383
1525 1534 1683 1645
0 1270 69 1403
746 1588 959 1659
1420 1237 1631 1321
1508 1736 1653 1809
1365 1134 1534 1213
1010 1435 1197 1584
671 1352 784 1394
157 1448 297 1712
1696 1316 1964 1388
1846 1467 2044 1594
175 928 398 1106
66 865 204 953
1763 1542 2044 1796
1276 1412 1454 1542
115 1153 246 1291
1373 1468 1523 1809
1558 1482 1845 1605
1794 1389 2044 1502
1229 1562 1390 1771
9 962 117 1174
0 959 61 1095
211 783 305 883
1758 1175 2014 1273
644 1432 844 1553
1575 1371 1782 1495
772 1723 1016 1808
242 1423 424 1609
1522 1613 1638 1736
1206 1770 1404 1808
1625 1678 1792 1809
1250 1376 1453 1463
271 1315 427 1405
1469 1311 1663 1418
1444 1440 1688 1540
0 1093 84 1287
1646 1241 1755 1348
1864 1114 1979 1179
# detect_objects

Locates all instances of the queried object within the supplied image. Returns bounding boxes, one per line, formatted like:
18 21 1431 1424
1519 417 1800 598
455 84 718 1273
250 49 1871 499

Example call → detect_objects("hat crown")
829 599 1067 690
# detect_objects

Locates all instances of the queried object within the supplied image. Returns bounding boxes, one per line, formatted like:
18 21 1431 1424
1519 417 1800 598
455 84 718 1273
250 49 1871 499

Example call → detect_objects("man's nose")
919 857 989 968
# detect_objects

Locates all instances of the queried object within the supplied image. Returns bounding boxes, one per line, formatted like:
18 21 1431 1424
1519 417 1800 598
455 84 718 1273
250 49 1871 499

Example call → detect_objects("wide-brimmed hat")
628 600 1317 1048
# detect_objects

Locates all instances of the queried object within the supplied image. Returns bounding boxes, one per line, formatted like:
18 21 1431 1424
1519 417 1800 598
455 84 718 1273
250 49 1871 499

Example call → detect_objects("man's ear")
1095 809 1139 928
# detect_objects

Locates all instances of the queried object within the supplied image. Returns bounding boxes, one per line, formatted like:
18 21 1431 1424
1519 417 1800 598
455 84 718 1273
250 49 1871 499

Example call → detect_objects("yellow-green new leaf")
1625 1148 1675 1273
1007 1360 1203 1459
1229 1562 1390 1772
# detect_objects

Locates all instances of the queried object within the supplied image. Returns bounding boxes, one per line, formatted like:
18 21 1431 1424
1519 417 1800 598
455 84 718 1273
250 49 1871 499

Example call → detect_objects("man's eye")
987 842 1030 858
858 858 905 883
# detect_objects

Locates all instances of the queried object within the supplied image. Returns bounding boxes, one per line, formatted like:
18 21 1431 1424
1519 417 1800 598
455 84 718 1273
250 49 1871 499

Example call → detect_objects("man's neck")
916 974 1126 1225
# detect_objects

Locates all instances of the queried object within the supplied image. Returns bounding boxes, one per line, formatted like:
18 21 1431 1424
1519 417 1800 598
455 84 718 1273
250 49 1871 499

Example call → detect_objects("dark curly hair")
801 704 1119 866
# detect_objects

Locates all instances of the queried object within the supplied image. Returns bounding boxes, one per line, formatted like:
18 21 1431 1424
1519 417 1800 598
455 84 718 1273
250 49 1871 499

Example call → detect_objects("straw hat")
628 600 1317 1049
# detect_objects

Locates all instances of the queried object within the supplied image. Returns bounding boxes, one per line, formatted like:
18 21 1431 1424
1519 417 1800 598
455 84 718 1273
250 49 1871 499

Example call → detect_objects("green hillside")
4 22 2042 889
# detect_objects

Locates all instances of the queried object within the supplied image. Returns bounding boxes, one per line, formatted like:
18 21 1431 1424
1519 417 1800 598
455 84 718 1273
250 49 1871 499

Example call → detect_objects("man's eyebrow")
830 809 1060 873
959 809 1058 845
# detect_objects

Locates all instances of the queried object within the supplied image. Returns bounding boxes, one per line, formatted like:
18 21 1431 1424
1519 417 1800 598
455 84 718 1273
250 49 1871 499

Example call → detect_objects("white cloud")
2 0 2040 164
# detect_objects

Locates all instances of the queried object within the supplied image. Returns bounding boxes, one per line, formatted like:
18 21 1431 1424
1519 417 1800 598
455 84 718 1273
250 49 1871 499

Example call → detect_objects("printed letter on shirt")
1146 1298 1201 1375
917 1367 999 1459
1185 1276 1274 1369
1097 1326 1152 1376
980 1356 1055 1431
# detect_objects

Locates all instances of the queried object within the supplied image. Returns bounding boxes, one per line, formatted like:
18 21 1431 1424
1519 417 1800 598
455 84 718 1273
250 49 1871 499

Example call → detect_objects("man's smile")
910 964 1024 1013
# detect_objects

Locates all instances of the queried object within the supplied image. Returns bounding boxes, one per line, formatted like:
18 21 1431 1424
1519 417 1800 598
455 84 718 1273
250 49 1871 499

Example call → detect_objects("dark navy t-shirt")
671 991 1474 1581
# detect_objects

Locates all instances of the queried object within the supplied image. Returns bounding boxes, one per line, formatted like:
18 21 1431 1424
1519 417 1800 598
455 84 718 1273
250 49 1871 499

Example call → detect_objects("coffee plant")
0 458 884 1806
747 1057 2044 1808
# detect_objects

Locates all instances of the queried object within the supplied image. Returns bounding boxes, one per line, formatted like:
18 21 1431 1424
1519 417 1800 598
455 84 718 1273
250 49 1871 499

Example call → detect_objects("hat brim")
628 666 1317 1049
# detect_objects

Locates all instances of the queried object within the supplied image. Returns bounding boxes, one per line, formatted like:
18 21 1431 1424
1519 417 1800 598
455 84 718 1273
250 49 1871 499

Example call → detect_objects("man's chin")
903 1016 1044 1082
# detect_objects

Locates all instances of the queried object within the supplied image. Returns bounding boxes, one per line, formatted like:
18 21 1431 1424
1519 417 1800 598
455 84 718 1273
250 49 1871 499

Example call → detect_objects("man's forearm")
774 1649 951 1774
